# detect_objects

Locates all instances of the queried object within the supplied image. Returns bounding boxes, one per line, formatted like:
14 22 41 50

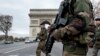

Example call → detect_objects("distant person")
93 18 100 56
36 21 51 56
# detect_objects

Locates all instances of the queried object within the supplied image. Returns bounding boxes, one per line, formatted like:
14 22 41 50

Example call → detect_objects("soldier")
92 18 100 56
36 21 50 56
51 0 95 56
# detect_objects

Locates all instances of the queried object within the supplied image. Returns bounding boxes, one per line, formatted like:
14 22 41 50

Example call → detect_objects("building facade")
29 9 58 37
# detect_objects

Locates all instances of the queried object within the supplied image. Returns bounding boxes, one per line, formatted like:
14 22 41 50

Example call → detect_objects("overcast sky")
0 0 62 37
0 0 99 37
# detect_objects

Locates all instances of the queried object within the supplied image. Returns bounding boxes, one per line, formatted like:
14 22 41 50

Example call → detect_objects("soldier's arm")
74 0 96 47
74 0 93 27
74 0 95 41
63 0 93 36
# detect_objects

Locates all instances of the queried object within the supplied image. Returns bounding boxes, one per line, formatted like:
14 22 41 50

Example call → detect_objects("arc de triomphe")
29 9 58 37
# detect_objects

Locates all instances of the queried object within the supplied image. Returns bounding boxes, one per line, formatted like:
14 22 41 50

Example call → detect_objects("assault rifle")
45 0 71 56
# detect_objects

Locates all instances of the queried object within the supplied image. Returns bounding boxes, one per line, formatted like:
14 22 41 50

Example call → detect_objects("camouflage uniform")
52 0 95 56
92 18 100 56
36 25 47 56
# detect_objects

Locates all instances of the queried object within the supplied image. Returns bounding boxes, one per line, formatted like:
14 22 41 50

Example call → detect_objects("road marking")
29 55 36 56
31 53 46 56
9 55 18 56
8 54 49 56
8 55 36 56
0 43 38 54
0 43 26 53
4 44 33 54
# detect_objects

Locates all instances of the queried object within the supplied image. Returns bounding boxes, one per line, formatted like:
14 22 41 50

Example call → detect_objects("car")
24 37 35 43
4 40 13 44
25 40 33 43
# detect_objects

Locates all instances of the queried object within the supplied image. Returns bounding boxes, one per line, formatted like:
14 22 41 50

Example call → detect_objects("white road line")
0 45 26 52
4 45 33 54
30 55 44 56
8 54 47 56
30 55 35 56
9 55 18 56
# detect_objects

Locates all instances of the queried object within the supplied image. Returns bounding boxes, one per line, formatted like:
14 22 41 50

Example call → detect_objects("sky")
0 0 62 37
0 0 99 37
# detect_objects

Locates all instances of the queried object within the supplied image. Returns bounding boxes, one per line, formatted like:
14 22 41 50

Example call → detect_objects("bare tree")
91 0 100 18
0 15 13 40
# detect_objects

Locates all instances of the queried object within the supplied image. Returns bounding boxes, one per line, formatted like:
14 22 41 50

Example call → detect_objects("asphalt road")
0 42 63 56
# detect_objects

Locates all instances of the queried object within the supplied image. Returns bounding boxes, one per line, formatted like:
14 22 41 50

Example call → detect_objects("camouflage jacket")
38 28 47 41
96 25 100 37
63 0 94 44
95 25 100 48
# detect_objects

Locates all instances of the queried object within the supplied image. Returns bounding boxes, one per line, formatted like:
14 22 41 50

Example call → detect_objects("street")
0 42 63 56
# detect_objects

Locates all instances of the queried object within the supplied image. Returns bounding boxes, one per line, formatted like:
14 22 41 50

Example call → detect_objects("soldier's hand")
52 29 61 41
86 32 94 48
86 38 94 48
52 28 66 41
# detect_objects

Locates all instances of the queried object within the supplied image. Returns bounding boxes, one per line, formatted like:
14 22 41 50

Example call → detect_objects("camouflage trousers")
62 43 87 56
36 40 46 56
